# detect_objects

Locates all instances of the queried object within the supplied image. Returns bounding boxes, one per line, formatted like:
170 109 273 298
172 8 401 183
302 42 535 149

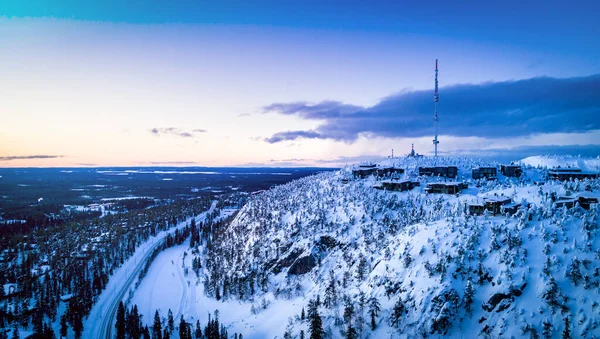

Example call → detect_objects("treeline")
117 304 242 339
0 197 212 338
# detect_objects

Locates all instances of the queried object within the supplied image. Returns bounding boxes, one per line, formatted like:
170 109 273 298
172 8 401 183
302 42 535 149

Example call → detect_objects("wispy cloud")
264 130 322 143
150 127 207 138
263 74 600 143
0 155 64 161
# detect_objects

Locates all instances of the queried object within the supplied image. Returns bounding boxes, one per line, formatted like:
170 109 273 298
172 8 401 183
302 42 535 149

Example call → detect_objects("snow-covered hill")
137 156 600 338
520 155 600 170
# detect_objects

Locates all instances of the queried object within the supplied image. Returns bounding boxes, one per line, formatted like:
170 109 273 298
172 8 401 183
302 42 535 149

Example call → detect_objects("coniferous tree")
562 317 571 339
11 326 18 339
389 297 404 328
542 319 553 339
116 302 126 339
308 299 324 339
324 271 337 309
463 280 475 314
167 309 174 334
60 313 68 338
195 320 202 339
346 324 358 339
179 316 188 339
368 296 380 331
153 310 162 339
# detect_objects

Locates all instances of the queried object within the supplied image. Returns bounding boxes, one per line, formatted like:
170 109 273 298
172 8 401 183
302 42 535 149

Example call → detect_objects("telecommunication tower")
433 59 440 157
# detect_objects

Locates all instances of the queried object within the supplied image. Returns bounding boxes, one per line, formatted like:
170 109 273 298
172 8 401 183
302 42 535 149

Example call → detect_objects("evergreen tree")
542 278 561 312
116 302 126 339
195 320 202 339
179 316 188 339
356 254 367 281
153 310 162 339
562 317 571 339
11 326 18 339
343 300 354 325
301 307 305 321
346 324 358 339
324 271 337 309
542 319 553 339
167 309 174 334
368 296 380 331
60 313 68 338
43 322 55 339
389 297 404 328
463 280 475 314
308 299 324 339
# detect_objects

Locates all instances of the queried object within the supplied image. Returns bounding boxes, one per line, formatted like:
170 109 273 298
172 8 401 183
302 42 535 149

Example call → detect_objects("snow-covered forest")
188 155 600 338
1 155 600 339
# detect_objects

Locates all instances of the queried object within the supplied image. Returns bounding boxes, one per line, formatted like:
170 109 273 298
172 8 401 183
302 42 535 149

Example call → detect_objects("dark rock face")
482 284 527 312
272 249 303 274
288 255 317 275
316 235 338 250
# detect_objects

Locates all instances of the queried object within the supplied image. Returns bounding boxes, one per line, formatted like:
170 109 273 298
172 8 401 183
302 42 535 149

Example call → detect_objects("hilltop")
143 155 598 338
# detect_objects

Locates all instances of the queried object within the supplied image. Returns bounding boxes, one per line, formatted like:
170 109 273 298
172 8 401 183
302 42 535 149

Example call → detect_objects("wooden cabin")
418 166 458 179
500 165 523 177
555 195 599 210
469 196 521 216
352 164 377 179
472 167 497 180
374 180 420 192
547 168 599 181
375 167 405 177
424 182 467 194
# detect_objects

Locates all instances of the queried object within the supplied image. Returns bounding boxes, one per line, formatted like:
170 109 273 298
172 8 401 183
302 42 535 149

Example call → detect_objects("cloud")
150 127 206 138
0 155 64 161
263 74 600 143
264 130 322 143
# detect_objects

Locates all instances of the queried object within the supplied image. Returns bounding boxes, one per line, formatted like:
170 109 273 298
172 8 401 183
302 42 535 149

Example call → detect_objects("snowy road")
86 201 217 339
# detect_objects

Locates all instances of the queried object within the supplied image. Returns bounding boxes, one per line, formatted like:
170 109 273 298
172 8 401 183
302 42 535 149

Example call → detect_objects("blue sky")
1 0 599 166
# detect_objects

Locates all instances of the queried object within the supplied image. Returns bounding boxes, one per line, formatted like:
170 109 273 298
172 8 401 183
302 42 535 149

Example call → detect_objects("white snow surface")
520 155 600 170
84 201 217 338
127 156 600 338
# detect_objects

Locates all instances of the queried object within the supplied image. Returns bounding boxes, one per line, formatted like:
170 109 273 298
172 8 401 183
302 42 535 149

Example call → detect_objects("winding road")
92 201 216 339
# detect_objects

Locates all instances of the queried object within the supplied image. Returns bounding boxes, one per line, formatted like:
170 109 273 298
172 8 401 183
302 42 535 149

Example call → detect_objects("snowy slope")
132 156 600 338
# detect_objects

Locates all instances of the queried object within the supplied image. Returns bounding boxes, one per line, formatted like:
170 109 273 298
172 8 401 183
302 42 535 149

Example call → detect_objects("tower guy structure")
433 59 440 157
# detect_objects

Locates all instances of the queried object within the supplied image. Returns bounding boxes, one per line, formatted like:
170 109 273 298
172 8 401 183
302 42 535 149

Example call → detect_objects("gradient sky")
1 0 599 167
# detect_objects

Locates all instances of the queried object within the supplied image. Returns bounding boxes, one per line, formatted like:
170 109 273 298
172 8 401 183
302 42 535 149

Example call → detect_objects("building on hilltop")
424 182 467 194
374 180 420 192
472 167 497 180
468 195 523 216
547 168 599 181
500 164 523 178
419 166 458 179
407 143 423 158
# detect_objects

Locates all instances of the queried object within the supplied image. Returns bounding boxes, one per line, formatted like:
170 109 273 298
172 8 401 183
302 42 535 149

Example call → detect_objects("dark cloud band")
264 74 600 143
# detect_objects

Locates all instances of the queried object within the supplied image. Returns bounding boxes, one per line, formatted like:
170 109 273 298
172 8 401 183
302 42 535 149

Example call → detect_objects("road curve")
95 202 217 339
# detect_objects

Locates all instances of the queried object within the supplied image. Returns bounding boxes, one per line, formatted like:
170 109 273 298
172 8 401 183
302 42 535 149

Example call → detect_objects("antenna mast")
433 59 440 157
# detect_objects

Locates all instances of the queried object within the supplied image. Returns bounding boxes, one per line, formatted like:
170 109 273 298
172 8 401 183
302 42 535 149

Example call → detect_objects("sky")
1 0 599 167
